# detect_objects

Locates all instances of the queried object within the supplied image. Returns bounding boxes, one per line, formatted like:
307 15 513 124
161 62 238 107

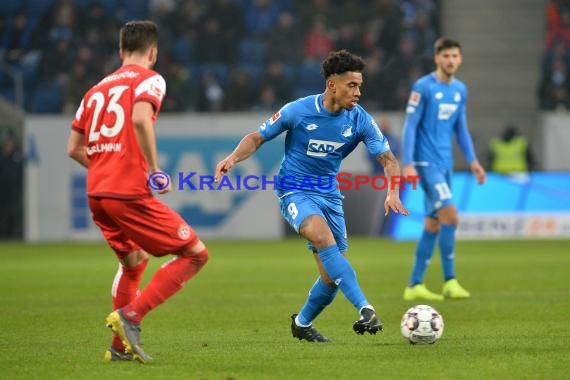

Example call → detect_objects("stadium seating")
0 0 439 113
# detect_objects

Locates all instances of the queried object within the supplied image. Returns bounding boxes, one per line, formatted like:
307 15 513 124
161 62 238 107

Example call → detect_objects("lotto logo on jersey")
269 111 281 125
408 91 421 106
306 139 345 157
437 103 458 120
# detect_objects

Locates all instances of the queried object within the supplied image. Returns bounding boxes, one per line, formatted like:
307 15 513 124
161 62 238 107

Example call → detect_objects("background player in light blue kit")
215 50 408 342
401 38 487 301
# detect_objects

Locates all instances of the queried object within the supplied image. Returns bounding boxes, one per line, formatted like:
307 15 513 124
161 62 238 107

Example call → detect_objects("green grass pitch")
0 238 568 379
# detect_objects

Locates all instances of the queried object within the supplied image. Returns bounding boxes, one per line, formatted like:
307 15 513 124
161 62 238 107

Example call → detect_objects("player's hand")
403 164 418 182
470 160 487 185
156 176 171 194
148 170 171 194
215 155 237 182
384 191 409 216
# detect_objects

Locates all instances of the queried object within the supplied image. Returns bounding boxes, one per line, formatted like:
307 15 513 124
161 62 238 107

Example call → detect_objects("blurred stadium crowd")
0 0 440 114
540 0 570 110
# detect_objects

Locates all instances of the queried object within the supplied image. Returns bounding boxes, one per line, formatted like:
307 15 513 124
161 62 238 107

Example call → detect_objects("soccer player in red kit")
67 21 208 364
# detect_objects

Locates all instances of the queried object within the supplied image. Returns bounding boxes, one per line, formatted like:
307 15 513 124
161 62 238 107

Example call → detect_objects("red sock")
110 260 148 350
122 249 208 324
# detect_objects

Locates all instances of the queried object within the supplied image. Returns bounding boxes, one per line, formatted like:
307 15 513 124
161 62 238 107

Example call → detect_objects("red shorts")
89 196 199 259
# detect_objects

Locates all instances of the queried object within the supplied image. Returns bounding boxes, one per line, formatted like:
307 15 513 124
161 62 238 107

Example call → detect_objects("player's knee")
438 205 459 225
304 228 335 249
321 275 336 287
300 216 335 248
185 247 209 268
122 249 149 267
195 248 209 267
424 217 440 232
438 213 459 226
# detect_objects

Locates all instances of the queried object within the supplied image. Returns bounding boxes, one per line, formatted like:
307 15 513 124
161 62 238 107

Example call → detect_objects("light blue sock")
297 277 339 326
409 230 438 286
439 224 457 281
317 244 368 310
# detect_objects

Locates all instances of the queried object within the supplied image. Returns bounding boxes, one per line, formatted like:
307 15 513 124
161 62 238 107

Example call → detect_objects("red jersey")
72 64 166 199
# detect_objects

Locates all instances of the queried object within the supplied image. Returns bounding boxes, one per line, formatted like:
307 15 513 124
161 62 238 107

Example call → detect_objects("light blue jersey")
402 72 478 216
258 94 390 199
402 72 476 169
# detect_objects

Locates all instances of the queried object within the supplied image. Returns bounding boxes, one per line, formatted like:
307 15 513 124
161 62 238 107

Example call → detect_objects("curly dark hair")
320 49 366 79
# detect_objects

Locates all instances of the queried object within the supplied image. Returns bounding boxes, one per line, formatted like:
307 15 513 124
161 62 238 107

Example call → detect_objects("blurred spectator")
542 39 570 78
149 0 176 14
197 72 224 112
169 0 206 37
539 57 570 110
36 38 75 87
360 50 385 110
160 62 196 112
297 0 339 34
334 23 366 57
381 36 422 110
32 0 80 49
488 125 535 173
63 61 95 114
265 10 303 65
393 64 425 109
224 68 256 111
244 0 283 37
208 0 245 64
252 84 281 111
371 0 404 60
546 0 570 49
260 60 293 105
195 13 232 64
0 131 23 239
0 15 6 57
362 20 382 55
150 0 181 58
303 15 334 61
411 11 437 59
2 12 35 65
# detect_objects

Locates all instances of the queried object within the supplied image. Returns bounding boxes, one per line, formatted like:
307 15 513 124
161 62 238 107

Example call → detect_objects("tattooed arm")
376 150 409 216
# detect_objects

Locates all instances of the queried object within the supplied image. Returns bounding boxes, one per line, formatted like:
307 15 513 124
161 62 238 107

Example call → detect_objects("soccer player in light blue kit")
401 38 486 301
215 50 408 342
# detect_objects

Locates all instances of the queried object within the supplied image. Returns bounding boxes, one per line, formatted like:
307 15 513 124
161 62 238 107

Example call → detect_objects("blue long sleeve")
402 114 419 165
402 93 424 165
454 106 476 164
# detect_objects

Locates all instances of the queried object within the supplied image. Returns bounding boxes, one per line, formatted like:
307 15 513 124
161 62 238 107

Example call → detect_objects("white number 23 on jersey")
87 85 129 142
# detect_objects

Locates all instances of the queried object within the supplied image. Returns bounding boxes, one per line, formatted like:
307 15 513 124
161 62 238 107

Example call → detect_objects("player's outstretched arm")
470 159 487 185
215 131 265 182
377 150 409 216
67 130 89 168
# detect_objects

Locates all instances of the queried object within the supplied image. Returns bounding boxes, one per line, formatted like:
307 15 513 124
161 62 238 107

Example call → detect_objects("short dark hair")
120 21 158 54
434 37 461 54
321 50 366 79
